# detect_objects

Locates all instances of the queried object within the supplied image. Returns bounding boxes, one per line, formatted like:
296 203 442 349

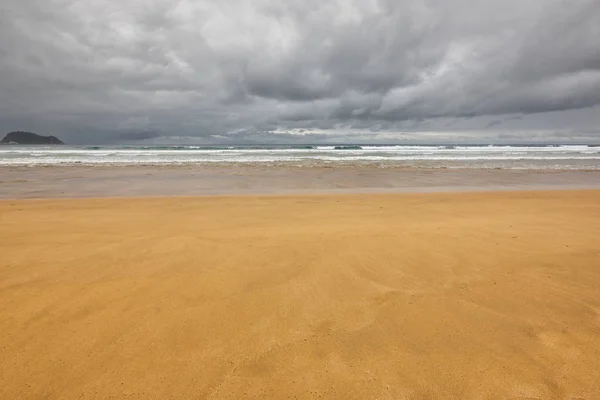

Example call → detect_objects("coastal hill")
1 131 64 145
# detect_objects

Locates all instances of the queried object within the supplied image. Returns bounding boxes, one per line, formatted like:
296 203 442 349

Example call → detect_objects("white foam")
1 145 599 169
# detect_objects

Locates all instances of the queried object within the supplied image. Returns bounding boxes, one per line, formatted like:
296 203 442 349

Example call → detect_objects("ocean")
1 144 599 169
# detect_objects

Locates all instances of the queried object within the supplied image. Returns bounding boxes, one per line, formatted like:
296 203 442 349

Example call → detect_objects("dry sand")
1 190 600 399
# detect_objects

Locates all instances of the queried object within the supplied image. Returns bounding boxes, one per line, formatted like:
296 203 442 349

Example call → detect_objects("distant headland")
1 131 64 145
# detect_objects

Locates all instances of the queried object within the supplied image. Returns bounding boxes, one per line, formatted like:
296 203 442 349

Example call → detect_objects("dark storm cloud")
1 0 599 143
117 131 163 141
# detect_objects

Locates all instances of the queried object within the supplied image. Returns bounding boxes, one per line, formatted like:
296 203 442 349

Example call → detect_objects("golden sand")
1 190 600 399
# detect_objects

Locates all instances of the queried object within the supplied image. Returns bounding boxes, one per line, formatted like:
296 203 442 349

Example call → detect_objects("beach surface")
1 190 600 399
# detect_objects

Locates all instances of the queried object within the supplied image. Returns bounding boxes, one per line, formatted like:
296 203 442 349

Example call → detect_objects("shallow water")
1 164 599 199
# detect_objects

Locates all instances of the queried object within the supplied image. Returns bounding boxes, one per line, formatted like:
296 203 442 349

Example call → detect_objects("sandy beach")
1 190 600 399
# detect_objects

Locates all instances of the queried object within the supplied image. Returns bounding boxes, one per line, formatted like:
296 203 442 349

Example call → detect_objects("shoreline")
2 164 600 199
2 187 600 203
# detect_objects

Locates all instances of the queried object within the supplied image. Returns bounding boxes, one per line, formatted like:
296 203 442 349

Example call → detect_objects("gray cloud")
1 0 600 143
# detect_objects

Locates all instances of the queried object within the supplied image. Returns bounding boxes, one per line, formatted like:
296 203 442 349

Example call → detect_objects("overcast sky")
1 0 599 144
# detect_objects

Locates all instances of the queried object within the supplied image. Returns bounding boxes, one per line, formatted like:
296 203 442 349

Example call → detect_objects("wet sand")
1 190 600 399
1 164 600 198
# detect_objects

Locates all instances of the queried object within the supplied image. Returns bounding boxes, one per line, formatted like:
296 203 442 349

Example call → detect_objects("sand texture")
1 190 600 399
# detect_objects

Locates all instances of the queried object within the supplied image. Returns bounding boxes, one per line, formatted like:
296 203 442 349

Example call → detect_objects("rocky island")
1 131 64 145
